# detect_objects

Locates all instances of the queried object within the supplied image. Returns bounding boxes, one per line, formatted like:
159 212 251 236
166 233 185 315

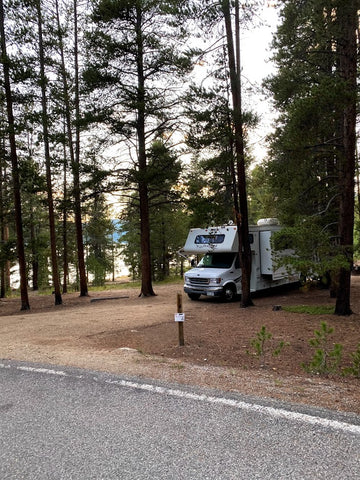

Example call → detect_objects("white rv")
180 219 299 301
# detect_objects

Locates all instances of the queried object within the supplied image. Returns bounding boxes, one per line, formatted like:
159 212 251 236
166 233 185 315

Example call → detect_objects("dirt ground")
0 277 359 415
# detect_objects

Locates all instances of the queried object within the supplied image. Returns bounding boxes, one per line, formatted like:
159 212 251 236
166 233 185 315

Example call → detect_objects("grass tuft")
283 305 335 315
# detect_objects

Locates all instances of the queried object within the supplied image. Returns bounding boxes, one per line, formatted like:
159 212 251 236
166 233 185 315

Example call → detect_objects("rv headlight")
209 277 222 285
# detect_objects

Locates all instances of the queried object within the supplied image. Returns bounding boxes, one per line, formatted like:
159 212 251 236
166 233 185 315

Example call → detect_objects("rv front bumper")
184 285 223 297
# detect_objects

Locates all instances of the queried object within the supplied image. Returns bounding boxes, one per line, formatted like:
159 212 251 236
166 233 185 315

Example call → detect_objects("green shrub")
302 322 343 375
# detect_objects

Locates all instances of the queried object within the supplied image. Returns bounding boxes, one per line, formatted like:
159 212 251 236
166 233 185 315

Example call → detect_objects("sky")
240 3 280 163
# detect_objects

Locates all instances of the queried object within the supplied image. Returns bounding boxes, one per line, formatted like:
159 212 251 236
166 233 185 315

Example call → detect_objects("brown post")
177 292 185 346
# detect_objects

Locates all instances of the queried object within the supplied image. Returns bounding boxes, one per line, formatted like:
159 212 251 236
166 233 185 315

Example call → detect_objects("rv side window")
195 234 225 245
235 255 240 269
249 233 254 244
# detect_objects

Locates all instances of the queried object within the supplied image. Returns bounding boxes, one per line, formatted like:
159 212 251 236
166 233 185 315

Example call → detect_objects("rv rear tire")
188 293 201 301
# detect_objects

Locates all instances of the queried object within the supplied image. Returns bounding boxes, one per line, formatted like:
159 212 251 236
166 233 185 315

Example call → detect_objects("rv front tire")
222 284 236 302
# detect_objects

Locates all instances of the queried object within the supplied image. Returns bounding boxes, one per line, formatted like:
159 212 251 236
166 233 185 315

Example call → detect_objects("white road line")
0 363 69 376
1 362 360 436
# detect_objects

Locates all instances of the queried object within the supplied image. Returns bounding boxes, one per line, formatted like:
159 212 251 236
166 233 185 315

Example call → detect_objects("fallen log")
90 296 129 303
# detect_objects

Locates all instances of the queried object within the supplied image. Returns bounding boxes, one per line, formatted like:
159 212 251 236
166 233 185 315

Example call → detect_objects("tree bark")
62 139 68 294
0 148 5 298
54 0 87 296
1 224 10 297
36 0 62 305
334 1 358 315
73 0 88 297
136 5 155 297
30 209 39 291
221 0 253 307
0 153 9 298
0 0 30 310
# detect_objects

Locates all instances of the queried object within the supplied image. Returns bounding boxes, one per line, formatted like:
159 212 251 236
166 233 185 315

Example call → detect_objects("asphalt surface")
0 360 359 479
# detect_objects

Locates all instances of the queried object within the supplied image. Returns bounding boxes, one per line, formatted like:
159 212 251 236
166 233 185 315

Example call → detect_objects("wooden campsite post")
176 292 185 346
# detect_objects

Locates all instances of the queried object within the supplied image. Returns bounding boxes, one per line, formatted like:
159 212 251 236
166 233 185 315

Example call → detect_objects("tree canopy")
0 0 358 316
264 0 359 314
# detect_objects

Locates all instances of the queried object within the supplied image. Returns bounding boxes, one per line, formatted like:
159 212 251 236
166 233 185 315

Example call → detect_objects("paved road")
0 360 359 479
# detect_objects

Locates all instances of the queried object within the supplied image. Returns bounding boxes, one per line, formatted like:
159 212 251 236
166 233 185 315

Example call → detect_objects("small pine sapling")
248 325 289 367
343 344 360 378
302 322 343 375
273 340 289 357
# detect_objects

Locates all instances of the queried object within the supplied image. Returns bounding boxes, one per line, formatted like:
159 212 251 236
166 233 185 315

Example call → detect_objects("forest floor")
0 277 359 414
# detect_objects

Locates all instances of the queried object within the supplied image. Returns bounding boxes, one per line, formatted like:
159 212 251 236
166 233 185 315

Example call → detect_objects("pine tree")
35 0 62 305
0 125 12 297
54 0 88 296
85 193 113 286
334 0 358 315
265 0 359 315
83 0 194 297
121 140 186 282
0 0 30 310
221 0 253 307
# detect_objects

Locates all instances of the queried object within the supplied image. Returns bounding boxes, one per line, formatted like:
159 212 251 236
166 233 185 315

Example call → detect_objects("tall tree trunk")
0 0 30 310
0 148 5 297
30 209 39 291
0 152 7 298
1 224 10 298
62 136 68 294
72 0 88 296
136 5 155 297
221 0 253 307
55 0 87 296
334 1 358 315
36 0 62 305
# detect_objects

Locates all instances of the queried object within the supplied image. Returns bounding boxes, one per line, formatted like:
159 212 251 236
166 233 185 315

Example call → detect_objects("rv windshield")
198 252 236 269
